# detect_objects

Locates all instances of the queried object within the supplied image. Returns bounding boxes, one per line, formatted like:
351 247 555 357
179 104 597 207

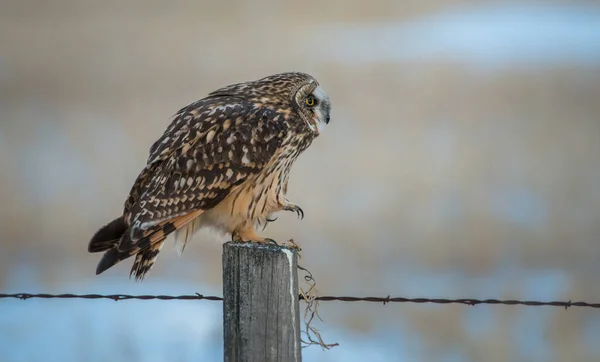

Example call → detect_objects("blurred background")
1 1 600 361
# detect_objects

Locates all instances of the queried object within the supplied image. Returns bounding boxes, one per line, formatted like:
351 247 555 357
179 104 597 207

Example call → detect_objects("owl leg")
283 203 304 220
232 224 278 245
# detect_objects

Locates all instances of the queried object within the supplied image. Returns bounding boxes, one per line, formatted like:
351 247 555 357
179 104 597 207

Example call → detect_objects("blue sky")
323 3 600 69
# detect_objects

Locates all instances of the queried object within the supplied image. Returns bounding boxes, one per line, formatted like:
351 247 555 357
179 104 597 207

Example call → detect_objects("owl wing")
119 96 290 254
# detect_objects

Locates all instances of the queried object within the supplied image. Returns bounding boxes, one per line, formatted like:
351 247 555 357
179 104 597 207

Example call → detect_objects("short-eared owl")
88 72 331 280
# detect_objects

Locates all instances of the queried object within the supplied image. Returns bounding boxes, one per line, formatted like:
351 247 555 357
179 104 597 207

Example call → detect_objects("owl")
88 72 331 280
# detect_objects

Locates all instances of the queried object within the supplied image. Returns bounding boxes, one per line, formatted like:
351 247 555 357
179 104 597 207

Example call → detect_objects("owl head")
209 72 331 135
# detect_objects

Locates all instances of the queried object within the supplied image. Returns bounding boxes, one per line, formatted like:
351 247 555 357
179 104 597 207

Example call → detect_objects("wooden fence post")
222 242 302 362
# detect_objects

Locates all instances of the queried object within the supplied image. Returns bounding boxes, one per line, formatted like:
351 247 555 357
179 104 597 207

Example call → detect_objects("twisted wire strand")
1 293 598 309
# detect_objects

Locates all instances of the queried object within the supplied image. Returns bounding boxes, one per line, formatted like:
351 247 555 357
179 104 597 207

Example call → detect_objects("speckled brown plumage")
88 72 331 280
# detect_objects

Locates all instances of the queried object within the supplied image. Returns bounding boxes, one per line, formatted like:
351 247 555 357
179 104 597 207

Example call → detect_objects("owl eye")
305 96 316 107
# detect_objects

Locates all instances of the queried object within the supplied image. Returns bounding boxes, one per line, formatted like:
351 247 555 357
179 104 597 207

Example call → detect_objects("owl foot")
283 204 304 220
232 228 278 245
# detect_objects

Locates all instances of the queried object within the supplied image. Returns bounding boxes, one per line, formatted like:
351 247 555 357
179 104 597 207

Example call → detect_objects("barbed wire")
0 293 598 309
0 293 223 301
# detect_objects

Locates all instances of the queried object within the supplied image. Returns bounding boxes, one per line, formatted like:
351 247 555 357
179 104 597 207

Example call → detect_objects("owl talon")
284 204 304 220
265 238 279 245
260 215 279 231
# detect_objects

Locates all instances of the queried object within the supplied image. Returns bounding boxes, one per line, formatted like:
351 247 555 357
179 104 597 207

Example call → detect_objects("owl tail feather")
95 247 132 275
88 216 127 253
129 240 166 281
93 209 204 280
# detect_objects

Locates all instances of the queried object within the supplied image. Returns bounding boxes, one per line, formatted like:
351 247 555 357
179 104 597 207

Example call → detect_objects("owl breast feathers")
88 72 331 280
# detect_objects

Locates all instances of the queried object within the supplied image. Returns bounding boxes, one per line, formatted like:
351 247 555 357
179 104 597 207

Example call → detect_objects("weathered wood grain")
223 242 301 362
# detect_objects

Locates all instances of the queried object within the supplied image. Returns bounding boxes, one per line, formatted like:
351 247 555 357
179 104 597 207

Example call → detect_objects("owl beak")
322 97 331 125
